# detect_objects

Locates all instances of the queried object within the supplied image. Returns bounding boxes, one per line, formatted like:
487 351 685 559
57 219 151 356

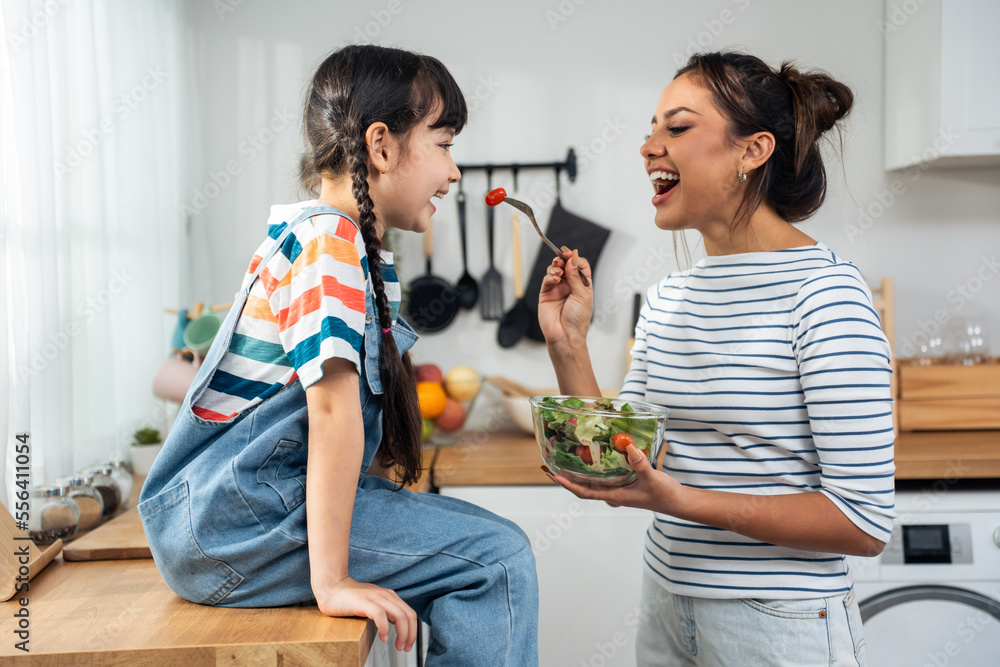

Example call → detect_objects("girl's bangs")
412 55 468 133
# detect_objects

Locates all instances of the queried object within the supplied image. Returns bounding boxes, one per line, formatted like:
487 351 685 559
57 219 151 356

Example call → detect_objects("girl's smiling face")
375 109 461 235
640 73 746 234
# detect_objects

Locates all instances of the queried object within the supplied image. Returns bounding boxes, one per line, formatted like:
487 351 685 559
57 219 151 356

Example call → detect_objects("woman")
539 52 892 666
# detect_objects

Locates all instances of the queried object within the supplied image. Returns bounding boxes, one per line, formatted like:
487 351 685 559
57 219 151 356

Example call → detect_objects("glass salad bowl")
529 395 670 487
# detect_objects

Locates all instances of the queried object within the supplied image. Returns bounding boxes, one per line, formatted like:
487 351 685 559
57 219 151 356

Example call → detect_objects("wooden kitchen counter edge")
432 430 1000 486
0 558 376 665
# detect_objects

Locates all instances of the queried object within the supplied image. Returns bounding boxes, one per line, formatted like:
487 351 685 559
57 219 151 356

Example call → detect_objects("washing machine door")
860 585 1000 665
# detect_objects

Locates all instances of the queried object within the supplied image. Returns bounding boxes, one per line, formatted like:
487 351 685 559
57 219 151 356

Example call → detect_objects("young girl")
139 45 538 666
539 52 892 666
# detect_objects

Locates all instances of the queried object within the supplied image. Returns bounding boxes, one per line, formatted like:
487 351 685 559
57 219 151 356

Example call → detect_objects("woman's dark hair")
299 45 467 486
675 52 853 228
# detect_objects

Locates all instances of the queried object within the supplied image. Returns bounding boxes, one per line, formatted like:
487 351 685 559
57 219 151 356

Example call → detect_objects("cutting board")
0 505 63 600
62 506 151 561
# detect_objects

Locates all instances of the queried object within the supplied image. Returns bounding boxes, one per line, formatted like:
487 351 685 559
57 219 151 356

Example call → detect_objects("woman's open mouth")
649 170 679 205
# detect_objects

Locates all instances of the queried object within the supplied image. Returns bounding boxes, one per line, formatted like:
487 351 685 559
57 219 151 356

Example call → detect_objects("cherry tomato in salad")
574 445 593 464
485 187 507 207
611 432 635 452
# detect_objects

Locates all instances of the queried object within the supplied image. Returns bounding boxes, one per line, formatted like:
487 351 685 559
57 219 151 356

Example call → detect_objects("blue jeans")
636 571 867 666
138 204 539 667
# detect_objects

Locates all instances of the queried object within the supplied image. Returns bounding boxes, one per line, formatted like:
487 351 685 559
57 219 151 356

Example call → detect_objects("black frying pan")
405 219 458 334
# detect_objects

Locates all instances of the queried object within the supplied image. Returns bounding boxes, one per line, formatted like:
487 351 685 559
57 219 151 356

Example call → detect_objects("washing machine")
848 480 1000 666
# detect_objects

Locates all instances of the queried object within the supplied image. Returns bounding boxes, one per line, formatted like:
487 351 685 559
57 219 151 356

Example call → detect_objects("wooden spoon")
487 376 538 397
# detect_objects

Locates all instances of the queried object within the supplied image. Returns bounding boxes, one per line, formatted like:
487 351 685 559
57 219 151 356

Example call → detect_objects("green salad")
538 397 658 477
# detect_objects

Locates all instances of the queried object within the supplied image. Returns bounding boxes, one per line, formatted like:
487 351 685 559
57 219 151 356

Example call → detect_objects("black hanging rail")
456 148 577 186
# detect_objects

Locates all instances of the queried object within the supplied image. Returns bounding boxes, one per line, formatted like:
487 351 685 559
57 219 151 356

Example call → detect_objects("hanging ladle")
485 188 590 287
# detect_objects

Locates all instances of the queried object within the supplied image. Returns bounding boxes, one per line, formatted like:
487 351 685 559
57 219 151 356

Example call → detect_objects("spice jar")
61 475 105 531
87 465 122 518
107 456 133 509
29 485 80 545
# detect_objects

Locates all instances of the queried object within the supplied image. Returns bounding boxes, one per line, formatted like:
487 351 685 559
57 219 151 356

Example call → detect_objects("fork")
496 195 591 287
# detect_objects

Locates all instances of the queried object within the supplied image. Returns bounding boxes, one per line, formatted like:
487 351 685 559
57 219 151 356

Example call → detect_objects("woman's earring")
381 165 388 175
738 166 747 184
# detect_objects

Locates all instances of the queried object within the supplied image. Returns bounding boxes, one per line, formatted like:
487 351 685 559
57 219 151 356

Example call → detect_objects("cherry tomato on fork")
485 188 507 207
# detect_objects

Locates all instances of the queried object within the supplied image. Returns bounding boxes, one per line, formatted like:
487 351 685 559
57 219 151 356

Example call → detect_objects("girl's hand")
538 248 593 348
543 444 683 514
313 576 418 652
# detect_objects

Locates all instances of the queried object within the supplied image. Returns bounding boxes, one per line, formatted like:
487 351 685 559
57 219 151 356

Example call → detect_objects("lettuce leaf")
600 448 630 472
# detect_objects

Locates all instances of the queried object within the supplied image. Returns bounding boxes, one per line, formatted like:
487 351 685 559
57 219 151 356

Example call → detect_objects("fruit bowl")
530 396 670 487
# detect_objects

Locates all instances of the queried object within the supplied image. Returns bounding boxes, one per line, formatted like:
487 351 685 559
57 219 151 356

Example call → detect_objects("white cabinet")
440 485 653 667
883 0 1000 170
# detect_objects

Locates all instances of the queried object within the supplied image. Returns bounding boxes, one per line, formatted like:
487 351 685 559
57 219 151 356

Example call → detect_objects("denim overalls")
139 204 538 666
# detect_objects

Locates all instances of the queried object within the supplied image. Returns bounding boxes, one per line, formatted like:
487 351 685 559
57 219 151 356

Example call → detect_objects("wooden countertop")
433 433 553 487
0 558 375 665
431 430 1000 486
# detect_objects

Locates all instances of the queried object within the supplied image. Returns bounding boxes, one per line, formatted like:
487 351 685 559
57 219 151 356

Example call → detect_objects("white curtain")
1 0 192 510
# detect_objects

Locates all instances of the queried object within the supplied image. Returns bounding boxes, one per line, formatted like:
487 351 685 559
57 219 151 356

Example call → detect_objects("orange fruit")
417 381 447 419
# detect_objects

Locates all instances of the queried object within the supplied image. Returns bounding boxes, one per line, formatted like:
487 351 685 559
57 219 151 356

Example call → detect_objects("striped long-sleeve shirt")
192 201 400 422
619 242 895 599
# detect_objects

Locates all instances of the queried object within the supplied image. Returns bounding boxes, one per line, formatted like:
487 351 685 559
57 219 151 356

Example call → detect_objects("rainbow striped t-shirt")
192 201 400 422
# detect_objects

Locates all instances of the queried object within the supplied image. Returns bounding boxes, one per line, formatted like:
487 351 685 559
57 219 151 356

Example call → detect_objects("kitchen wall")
181 0 1000 405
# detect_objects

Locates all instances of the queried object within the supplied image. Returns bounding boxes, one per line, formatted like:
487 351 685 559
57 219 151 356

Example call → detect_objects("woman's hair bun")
779 62 853 137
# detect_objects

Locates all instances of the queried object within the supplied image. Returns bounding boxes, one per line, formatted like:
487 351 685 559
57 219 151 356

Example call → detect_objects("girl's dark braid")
346 126 422 486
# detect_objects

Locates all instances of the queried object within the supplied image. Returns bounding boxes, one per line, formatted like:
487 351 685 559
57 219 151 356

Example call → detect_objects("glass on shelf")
29 485 80 545
60 475 105 531
945 318 989 365
107 456 134 509
913 331 945 366
87 465 123 519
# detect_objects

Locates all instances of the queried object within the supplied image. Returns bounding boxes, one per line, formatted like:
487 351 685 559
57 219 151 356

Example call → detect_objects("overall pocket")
138 480 244 605
255 439 307 513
